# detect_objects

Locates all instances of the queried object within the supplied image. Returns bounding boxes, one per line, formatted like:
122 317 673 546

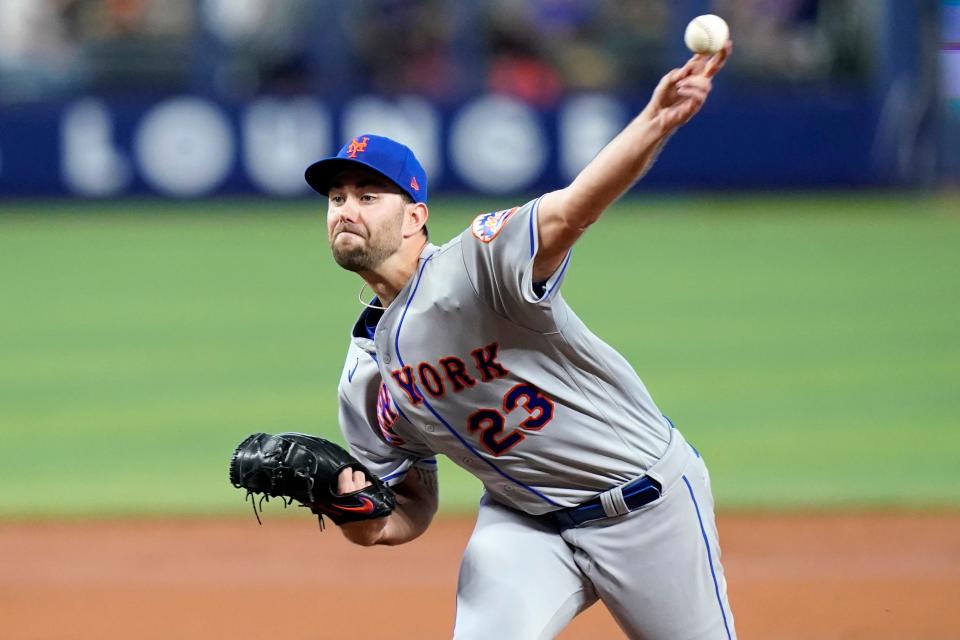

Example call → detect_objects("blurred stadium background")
1 0 958 522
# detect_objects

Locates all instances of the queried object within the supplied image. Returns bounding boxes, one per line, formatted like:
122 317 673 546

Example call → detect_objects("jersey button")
383 354 392 364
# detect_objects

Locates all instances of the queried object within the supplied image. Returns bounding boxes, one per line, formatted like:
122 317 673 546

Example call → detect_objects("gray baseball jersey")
337 197 736 639
337 197 673 515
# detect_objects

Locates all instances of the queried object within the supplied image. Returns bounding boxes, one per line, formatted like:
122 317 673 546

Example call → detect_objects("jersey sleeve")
459 197 572 329
338 343 437 486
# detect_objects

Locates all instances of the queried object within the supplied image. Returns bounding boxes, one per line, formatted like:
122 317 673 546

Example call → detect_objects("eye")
329 194 345 205
361 194 377 203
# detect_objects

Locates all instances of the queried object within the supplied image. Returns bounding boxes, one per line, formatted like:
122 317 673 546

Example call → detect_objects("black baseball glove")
229 432 395 528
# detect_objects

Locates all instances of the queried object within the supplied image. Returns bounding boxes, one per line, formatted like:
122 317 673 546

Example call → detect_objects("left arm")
533 44 731 282
336 466 438 547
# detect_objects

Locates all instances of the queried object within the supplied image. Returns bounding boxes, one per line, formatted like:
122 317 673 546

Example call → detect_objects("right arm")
533 44 730 282
336 466 439 546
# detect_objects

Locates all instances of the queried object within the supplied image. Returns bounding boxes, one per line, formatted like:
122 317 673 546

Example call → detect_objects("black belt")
547 475 662 531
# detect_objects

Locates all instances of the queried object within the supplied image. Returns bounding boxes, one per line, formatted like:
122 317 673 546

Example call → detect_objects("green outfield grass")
1 192 958 518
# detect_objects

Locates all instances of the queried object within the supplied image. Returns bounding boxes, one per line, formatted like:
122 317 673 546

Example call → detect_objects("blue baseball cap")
305 134 428 203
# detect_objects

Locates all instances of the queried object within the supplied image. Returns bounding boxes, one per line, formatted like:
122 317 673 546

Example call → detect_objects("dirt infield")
2 512 958 639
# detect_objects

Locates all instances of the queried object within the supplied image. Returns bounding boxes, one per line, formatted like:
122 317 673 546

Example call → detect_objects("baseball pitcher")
231 43 736 639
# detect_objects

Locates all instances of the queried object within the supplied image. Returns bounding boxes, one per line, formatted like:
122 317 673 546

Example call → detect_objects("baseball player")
308 45 735 639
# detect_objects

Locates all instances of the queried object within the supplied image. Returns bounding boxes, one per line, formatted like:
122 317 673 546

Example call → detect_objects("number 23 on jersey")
467 383 555 456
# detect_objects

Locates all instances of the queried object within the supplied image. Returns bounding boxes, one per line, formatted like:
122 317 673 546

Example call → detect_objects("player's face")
327 170 407 272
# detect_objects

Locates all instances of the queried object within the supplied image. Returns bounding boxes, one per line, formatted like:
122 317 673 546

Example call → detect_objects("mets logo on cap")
346 136 370 158
471 207 518 243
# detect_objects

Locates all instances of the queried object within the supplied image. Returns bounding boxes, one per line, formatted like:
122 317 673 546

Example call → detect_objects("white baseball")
684 14 729 55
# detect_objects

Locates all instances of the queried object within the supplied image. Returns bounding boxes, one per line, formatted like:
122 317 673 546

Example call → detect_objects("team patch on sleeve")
471 207 518 243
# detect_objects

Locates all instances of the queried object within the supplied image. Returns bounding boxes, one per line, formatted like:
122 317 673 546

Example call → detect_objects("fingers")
667 39 730 87
679 53 710 78
336 469 353 495
662 65 691 89
336 467 372 495
677 40 732 81
676 75 712 100
353 469 368 488
704 40 732 78
656 58 702 100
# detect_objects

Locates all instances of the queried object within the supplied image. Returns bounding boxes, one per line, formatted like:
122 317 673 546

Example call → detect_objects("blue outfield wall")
0 90 882 200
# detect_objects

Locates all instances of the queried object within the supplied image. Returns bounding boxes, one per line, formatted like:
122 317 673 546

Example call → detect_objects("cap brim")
305 157 403 198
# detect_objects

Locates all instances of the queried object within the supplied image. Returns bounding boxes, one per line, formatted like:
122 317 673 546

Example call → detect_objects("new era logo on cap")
305 134 428 203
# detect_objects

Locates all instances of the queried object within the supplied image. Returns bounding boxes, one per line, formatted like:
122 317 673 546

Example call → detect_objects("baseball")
684 14 729 55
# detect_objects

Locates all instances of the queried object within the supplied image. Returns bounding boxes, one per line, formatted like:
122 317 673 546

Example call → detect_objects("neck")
359 238 428 307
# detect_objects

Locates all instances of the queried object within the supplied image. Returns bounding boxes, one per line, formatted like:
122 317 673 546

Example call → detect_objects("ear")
403 202 429 238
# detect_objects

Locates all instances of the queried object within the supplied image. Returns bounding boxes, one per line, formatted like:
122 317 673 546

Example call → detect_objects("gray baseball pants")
453 430 736 639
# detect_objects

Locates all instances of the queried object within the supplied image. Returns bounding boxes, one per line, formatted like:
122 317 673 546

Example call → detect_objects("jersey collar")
349 243 439 350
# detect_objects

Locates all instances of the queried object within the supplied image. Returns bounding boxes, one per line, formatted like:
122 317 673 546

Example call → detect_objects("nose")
338 196 360 222
332 197 359 223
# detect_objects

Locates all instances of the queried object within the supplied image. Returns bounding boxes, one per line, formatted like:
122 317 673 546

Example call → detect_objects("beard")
330 212 403 272
332 240 397 272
